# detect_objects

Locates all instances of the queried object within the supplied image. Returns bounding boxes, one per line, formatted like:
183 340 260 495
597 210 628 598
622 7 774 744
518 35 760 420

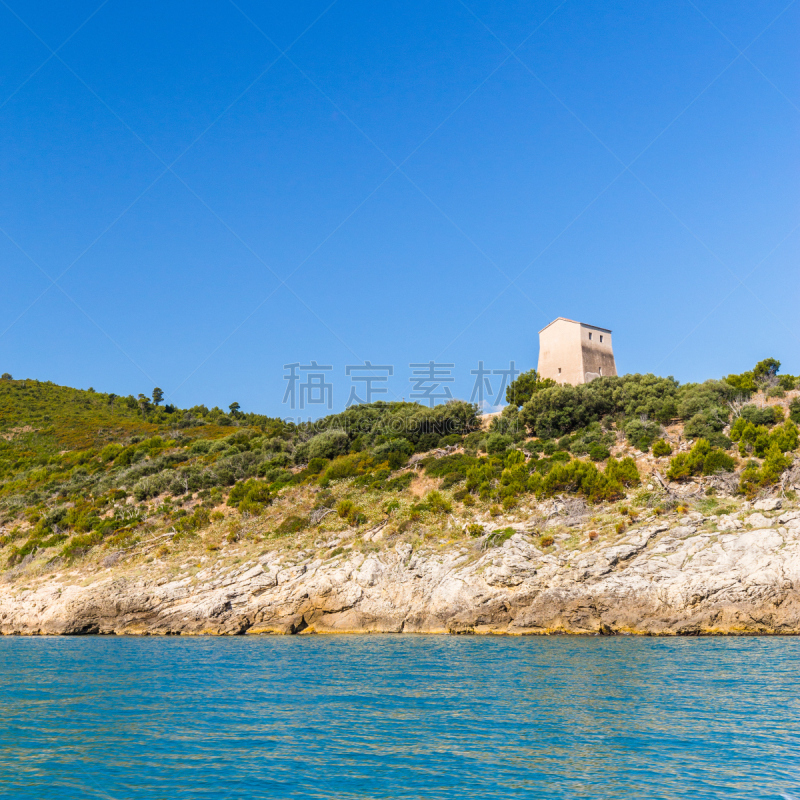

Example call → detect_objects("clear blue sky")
1 0 798 419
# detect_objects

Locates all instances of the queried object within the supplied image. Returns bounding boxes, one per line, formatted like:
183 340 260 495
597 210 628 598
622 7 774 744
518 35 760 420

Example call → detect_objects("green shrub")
424 453 478 479
337 499 354 519
500 463 529 495
440 473 463 489
519 374 682 437
652 438 672 457
227 479 272 514
624 418 662 451
307 457 329 474
759 444 792 486
666 439 734 481
701 449 735 476
505 369 556 408
425 490 452 514
384 473 414 492
588 442 611 461
489 407 524 439
306 429 349 461
523 440 544 455
466 462 494 492
739 445 792 494
372 438 414 469
274 516 307 536
738 404 783 427
532 459 624 503
486 527 515 547
604 457 640 487
321 453 372 482
486 433 512 455
789 398 800 424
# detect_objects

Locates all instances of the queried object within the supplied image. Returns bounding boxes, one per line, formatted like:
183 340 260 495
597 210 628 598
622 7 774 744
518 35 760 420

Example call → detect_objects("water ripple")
1 636 799 799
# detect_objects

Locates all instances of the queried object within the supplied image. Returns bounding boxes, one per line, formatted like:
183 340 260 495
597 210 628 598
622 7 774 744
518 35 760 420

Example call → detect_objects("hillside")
1 362 799 635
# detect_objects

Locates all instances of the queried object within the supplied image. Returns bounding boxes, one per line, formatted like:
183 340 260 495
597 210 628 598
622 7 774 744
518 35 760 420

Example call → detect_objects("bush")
505 369 556 408
519 374 681 437
588 442 611 461
789 398 800 424
739 445 792 494
372 438 414 469
652 438 672 457
666 439 734 481
486 433 512 455
489 406 524 439
337 499 354 519
530 459 624 503
274 516 307 536
308 457 329 474
423 453 477 479
425 490 452 514
738 404 783 427
440 473 463 489
227 479 272 514
321 453 372 482
604 457 640 487
701 449 736 476
306 429 349 461
624 418 662 451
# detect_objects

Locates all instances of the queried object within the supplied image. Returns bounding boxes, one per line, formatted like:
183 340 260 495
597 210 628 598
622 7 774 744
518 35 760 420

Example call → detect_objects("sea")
1 636 799 799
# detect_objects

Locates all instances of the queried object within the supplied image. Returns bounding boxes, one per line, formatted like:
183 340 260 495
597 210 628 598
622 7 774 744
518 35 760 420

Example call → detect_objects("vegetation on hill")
0 358 797 568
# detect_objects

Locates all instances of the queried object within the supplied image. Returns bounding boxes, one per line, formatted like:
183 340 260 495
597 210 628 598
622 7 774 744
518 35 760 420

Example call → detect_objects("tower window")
558 368 561 374
600 335 604 343
588 332 592 340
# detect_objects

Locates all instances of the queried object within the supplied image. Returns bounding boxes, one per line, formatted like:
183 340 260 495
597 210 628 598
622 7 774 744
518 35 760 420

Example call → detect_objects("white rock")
239 564 264 581
754 498 782 512
746 513 773 528
717 514 743 532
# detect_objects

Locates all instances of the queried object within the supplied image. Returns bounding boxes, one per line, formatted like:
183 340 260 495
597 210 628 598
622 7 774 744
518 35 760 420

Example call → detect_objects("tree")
753 358 781 383
505 369 556 408
152 387 164 406
107 393 117 406
1 373 11 380
137 394 151 415
229 402 241 417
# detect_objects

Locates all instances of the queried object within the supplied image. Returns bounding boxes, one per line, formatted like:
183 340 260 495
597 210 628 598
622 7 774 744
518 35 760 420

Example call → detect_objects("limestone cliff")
2 501 799 636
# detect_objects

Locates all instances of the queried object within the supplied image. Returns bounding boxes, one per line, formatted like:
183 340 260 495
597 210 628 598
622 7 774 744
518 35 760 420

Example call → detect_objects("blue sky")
1 0 798 419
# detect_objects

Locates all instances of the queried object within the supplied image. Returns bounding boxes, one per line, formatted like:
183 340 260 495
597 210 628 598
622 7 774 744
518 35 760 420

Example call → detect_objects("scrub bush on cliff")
732 419 797 458
666 440 735 480
505 369 556 408
739 444 792 495
527 460 624 503
227 479 272 515
519 374 681 438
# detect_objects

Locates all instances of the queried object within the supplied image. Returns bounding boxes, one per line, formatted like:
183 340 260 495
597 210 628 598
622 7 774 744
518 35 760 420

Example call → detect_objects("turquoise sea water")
1 637 799 799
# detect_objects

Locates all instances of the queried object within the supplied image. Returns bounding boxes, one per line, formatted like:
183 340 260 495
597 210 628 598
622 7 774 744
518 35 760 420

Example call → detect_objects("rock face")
3 519 800 636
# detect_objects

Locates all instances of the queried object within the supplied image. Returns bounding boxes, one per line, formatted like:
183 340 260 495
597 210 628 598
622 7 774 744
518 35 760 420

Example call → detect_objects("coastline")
3 510 800 637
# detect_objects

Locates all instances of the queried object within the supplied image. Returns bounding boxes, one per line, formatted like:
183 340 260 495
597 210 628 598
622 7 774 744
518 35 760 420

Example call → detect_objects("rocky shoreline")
2 501 800 637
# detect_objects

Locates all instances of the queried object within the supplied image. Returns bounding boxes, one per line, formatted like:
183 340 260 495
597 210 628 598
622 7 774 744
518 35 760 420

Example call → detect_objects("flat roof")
538 317 612 335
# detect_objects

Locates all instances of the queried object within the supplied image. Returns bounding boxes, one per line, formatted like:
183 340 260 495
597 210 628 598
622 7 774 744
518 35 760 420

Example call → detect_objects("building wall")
537 318 585 385
580 326 617 382
537 318 617 385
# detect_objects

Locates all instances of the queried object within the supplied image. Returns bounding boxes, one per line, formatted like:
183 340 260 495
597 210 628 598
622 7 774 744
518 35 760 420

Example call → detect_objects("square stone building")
537 317 617 385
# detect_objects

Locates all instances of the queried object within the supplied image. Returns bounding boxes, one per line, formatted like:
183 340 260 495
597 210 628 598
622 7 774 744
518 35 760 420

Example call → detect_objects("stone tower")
537 318 617 385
